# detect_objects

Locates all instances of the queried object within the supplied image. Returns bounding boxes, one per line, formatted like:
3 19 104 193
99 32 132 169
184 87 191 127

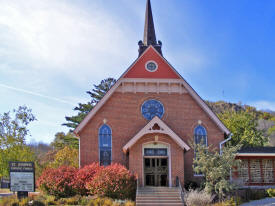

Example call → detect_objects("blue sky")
0 0 274 144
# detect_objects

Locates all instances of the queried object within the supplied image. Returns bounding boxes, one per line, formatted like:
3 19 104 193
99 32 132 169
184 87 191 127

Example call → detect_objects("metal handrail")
176 176 184 204
136 178 139 197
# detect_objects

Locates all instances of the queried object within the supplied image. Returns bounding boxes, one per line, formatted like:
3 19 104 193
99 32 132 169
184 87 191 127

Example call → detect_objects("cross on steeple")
138 0 162 56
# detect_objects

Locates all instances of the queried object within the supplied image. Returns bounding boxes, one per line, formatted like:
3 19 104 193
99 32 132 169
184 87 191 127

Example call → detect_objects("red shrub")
73 163 102 195
86 163 137 200
37 166 77 198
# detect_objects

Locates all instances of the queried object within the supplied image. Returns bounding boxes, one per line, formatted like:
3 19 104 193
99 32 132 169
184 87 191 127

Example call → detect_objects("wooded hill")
206 100 275 146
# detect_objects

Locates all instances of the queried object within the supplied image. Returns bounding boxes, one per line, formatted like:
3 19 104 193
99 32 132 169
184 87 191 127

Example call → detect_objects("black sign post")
9 162 35 199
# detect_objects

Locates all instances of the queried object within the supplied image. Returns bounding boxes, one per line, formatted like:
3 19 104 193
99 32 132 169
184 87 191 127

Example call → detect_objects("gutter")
219 133 232 155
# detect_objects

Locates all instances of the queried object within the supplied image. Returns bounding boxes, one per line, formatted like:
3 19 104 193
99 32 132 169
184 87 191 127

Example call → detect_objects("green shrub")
267 188 275 197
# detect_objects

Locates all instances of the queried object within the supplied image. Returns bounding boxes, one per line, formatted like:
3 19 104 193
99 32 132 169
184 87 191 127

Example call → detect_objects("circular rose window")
141 99 164 120
145 61 158 72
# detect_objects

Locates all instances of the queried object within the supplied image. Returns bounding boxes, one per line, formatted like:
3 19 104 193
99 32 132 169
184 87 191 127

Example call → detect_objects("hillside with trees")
206 100 275 146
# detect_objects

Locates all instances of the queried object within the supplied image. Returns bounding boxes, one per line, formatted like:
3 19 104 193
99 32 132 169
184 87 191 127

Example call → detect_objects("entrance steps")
136 187 184 206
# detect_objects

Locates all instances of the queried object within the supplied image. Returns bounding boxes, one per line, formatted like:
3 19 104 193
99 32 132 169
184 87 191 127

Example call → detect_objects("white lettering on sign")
10 172 34 192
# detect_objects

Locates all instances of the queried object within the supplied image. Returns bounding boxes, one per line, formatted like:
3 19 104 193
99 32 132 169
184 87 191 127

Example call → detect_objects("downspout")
219 133 232 155
219 133 233 181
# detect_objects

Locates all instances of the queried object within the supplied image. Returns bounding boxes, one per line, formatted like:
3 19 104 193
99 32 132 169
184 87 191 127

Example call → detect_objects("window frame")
193 125 208 176
98 124 112 166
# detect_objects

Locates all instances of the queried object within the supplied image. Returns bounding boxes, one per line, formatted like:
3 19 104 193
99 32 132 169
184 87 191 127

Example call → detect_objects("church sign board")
9 162 35 192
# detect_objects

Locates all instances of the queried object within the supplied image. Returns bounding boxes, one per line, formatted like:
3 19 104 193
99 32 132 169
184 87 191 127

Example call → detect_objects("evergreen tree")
63 78 116 130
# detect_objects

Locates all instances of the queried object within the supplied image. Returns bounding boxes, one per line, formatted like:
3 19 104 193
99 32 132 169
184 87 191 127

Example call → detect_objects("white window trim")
145 60 158 72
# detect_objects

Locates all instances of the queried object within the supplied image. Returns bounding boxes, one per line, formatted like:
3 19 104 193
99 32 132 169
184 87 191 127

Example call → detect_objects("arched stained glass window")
99 124 112 166
194 125 207 175
194 125 207 146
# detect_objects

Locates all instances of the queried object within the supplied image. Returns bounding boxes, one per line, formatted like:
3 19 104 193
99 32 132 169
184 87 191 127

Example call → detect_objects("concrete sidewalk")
0 193 13 197
240 198 275 206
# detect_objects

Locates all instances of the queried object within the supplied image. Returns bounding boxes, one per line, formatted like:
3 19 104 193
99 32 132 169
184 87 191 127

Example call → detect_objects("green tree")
0 106 36 177
218 111 267 146
51 132 79 150
63 78 116 130
192 142 241 200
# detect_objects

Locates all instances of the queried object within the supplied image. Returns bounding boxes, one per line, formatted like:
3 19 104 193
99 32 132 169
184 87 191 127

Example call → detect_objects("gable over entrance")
123 116 190 153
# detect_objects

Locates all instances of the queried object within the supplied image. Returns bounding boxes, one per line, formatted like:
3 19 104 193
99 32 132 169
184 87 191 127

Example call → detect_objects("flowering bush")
86 163 136 200
37 166 77 198
73 163 102 195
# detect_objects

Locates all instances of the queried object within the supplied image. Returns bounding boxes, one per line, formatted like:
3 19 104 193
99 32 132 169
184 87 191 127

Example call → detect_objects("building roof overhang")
237 153 275 157
122 116 190 153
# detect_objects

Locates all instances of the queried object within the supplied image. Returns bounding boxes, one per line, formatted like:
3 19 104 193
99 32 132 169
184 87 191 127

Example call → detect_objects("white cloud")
0 83 75 106
250 101 275 111
0 0 137 85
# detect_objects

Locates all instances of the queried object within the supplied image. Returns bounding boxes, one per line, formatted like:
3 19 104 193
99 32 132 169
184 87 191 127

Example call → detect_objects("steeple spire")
143 0 156 46
138 0 162 56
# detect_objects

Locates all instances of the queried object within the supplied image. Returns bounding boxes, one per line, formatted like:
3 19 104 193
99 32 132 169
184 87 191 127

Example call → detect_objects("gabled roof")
123 116 190 153
123 46 180 79
237 147 275 156
74 45 230 135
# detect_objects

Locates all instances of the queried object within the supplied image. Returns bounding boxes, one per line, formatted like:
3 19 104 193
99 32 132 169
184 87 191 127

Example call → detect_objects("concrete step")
136 203 183 206
136 187 184 206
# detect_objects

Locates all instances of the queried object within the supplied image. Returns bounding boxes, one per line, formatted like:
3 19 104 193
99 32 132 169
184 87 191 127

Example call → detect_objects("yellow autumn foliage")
48 146 78 168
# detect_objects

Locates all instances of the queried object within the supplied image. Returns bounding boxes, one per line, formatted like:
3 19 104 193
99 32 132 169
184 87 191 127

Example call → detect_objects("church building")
74 0 231 187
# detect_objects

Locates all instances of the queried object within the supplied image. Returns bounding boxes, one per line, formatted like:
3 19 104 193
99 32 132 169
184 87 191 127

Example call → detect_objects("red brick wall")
129 133 184 186
79 91 224 184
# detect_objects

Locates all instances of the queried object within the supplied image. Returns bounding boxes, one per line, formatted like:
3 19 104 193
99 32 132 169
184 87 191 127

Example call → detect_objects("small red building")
74 0 231 187
234 147 275 186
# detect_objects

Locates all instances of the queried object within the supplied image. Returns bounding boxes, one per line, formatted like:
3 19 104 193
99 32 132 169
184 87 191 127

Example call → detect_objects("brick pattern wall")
129 133 184 187
79 91 224 184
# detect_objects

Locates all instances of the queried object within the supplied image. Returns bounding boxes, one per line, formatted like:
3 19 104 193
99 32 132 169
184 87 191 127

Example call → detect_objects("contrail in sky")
0 83 75 106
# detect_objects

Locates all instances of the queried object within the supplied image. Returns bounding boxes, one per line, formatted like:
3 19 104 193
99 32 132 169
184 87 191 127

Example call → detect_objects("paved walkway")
0 193 13 197
240 198 275 206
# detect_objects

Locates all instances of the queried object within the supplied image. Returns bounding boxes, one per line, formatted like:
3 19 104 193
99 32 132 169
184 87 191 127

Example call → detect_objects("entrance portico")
123 116 190 187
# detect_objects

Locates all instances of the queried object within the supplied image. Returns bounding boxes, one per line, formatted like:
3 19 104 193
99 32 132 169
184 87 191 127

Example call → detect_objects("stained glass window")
194 125 207 175
194 125 207 146
99 124 112 166
141 99 164 120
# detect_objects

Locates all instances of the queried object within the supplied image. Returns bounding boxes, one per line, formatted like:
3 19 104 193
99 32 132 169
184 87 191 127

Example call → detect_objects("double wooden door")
144 157 168 186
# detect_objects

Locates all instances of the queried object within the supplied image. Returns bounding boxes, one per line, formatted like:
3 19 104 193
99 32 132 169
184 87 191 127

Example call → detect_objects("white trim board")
123 116 190 152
